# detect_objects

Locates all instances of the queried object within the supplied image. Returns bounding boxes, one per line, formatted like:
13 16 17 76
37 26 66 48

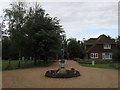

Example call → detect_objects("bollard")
92 60 95 66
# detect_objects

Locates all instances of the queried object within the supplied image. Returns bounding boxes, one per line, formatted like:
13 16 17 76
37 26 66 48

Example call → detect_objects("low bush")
77 59 113 64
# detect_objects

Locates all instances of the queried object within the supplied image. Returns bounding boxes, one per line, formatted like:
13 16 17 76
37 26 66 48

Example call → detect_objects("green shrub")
78 59 113 64
94 59 113 64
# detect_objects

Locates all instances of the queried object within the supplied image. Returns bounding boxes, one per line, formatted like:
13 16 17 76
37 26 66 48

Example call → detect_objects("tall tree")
23 3 63 63
3 1 64 63
67 38 85 59
4 1 27 60
113 36 120 62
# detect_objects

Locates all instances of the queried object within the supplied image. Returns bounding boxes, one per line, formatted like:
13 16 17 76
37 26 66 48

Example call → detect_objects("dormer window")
103 44 111 49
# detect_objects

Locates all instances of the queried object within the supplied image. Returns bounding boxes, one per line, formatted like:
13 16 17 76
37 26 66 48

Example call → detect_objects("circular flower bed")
45 68 80 78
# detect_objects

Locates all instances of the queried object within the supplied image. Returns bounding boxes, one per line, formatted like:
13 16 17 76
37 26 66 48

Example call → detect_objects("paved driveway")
2 60 118 88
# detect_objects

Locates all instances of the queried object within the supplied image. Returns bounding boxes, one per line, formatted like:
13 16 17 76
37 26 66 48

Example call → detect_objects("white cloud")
40 2 118 39
1 0 118 2
0 1 118 40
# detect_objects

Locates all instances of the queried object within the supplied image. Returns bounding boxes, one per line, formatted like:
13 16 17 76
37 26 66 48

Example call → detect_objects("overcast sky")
0 0 118 40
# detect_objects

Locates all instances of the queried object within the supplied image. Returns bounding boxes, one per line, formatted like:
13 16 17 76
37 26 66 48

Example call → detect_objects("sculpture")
45 34 80 78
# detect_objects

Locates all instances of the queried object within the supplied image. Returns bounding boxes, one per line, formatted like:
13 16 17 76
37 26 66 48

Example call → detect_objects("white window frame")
102 53 112 60
91 53 98 59
103 44 111 49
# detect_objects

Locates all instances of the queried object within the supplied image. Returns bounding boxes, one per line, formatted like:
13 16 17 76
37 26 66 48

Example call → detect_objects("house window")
103 44 111 49
102 53 112 60
91 53 98 59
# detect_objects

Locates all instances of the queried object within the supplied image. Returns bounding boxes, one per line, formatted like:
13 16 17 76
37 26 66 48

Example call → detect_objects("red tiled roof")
85 34 116 45
84 38 97 45
85 34 116 53
97 34 116 44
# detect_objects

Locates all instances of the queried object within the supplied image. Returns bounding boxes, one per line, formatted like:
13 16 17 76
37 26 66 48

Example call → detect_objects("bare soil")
2 60 118 88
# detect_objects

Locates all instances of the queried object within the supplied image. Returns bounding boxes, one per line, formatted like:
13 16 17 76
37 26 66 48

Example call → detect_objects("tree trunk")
18 60 21 68
19 50 21 60
34 56 37 65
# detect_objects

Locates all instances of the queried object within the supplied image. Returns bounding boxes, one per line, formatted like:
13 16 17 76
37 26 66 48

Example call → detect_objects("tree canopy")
113 36 120 62
2 1 64 62
66 38 85 59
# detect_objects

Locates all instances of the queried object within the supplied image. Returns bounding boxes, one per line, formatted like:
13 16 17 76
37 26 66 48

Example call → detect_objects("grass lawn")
1 60 53 71
80 63 120 70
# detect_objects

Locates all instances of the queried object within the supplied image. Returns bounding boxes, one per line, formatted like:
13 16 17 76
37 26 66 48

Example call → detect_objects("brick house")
84 34 117 60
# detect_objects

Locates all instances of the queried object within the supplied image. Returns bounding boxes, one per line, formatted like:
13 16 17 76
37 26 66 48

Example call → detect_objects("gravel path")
2 60 118 88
